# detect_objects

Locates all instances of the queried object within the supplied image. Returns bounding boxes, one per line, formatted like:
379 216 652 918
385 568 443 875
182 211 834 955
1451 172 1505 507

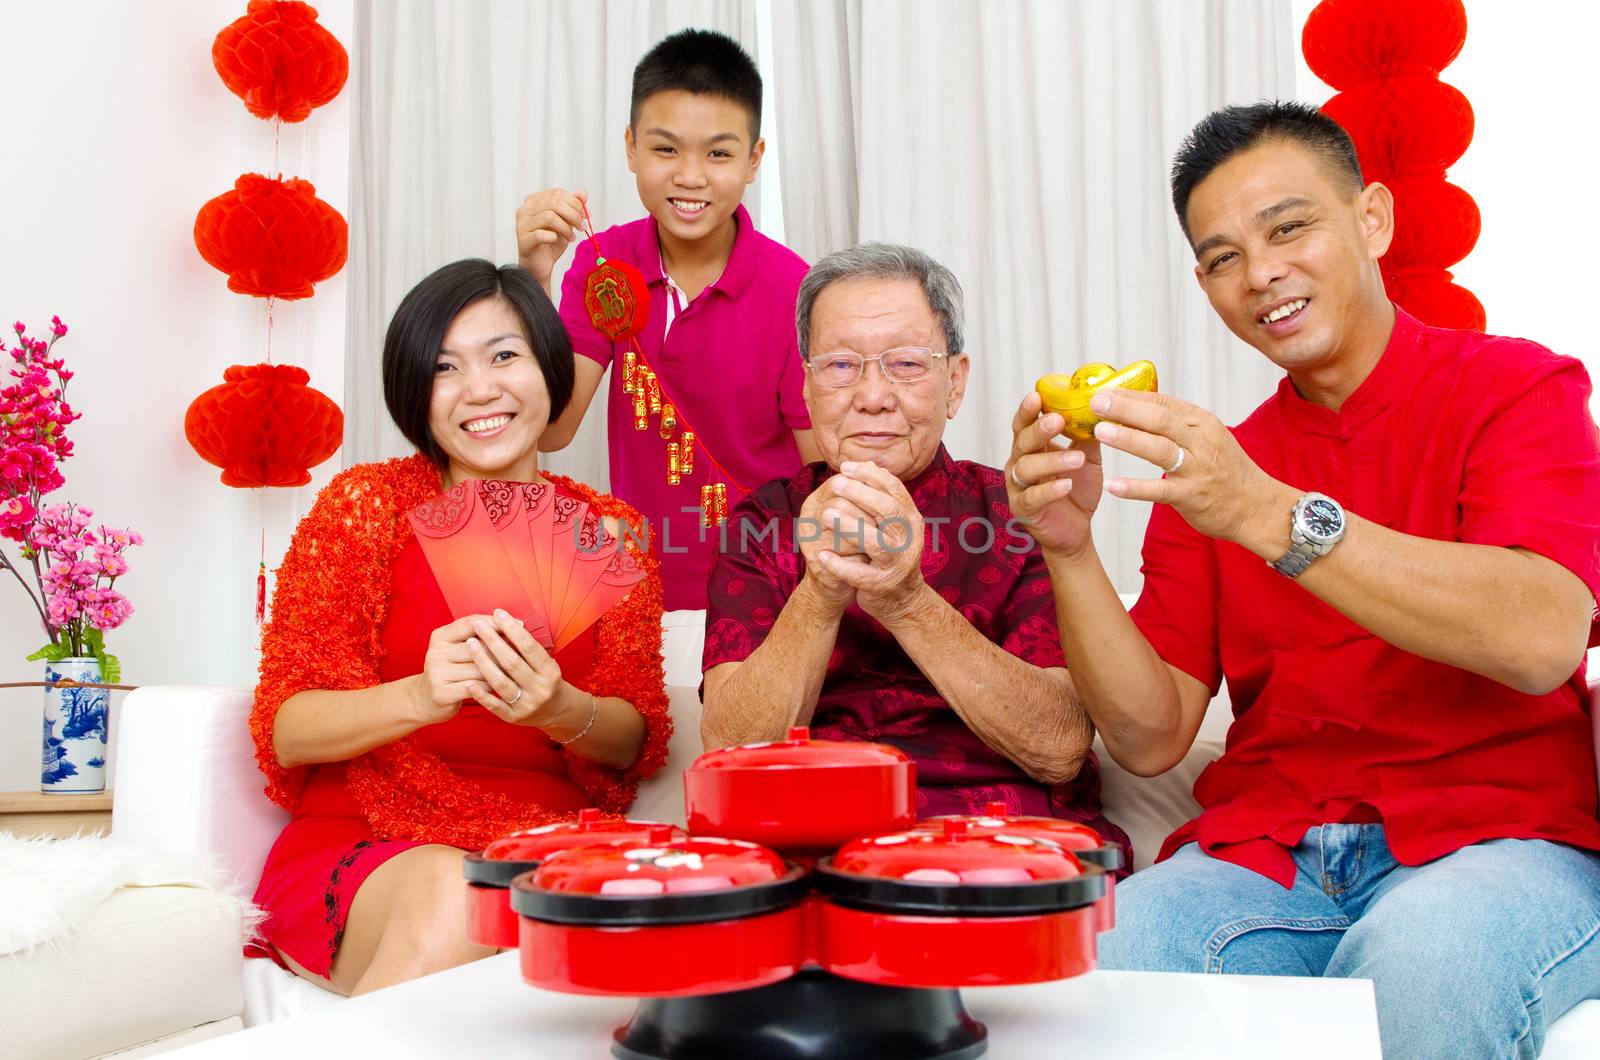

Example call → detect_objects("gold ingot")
622 350 638 395
659 402 677 439
667 442 681 485
680 431 695 475
1035 360 1159 441
633 391 648 430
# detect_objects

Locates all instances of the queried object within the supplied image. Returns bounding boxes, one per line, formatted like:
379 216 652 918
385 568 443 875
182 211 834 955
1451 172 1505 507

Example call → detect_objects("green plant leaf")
26 643 71 663
98 652 121 685
84 627 104 653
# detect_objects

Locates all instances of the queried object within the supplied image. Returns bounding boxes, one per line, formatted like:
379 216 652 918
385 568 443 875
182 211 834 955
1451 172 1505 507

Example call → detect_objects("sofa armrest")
111 685 286 897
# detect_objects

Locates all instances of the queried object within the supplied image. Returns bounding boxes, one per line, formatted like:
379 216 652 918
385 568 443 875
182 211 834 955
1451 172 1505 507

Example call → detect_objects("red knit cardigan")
250 454 672 849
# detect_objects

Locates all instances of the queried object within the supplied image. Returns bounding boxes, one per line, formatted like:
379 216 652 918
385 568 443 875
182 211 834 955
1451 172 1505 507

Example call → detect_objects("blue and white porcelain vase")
41 657 109 794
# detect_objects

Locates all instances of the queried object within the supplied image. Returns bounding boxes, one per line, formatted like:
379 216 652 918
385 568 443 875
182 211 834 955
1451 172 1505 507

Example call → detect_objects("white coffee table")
167 952 1379 1058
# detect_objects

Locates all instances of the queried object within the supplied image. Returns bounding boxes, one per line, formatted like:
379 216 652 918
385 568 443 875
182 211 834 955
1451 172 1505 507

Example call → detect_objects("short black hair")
1171 100 1365 244
631 28 762 141
382 259 575 467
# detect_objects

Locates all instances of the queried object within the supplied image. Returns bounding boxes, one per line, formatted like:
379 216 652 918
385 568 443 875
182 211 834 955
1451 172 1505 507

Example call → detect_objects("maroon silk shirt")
703 445 1131 863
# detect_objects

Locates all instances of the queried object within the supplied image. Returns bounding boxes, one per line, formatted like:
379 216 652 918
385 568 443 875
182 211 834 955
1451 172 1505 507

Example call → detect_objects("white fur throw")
0 833 253 956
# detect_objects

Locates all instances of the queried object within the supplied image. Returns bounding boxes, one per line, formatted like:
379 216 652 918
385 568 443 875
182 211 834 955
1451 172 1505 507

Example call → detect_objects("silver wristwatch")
1270 492 1346 578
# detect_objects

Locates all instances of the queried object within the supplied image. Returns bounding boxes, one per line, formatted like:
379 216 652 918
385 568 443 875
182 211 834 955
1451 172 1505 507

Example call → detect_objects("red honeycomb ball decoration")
212 0 348 123
194 174 348 300
1383 268 1486 331
1302 0 1468 89
185 364 344 488
1321 78 1473 176
1380 177 1481 272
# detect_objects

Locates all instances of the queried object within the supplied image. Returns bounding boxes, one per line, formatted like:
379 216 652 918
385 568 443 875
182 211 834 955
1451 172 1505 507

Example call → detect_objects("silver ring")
1010 464 1029 489
1164 447 1186 474
506 685 524 706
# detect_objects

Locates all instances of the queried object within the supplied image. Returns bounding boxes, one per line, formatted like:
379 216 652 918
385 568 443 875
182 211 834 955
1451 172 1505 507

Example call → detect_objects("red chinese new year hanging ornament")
186 0 349 623
575 202 739 525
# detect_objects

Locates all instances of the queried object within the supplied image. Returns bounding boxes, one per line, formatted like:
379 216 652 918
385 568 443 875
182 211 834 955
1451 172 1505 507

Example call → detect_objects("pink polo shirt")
558 204 810 610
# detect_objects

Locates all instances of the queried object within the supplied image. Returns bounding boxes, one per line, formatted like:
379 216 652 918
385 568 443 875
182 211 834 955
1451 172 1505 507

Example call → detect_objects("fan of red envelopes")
1303 0 1485 329
185 364 344 488
212 0 348 123
406 479 647 651
194 174 347 300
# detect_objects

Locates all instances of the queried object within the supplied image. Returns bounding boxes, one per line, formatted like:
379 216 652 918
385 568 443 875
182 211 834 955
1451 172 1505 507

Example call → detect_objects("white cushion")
242 957 342 1028
112 686 288 897
0 885 244 1058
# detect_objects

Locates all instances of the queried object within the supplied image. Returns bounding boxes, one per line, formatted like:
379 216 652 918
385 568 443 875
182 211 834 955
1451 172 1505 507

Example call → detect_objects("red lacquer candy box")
684 726 915 853
464 809 687 947
813 819 1106 988
513 835 809 997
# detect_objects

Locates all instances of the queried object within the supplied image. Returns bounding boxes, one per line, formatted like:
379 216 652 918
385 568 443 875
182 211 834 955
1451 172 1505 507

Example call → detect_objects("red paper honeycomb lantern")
194 174 348 300
213 0 348 123
185 363 343 487
1302 0 1468 88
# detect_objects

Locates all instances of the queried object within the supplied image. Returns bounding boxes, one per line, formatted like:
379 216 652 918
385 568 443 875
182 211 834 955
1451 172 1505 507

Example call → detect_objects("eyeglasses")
804 347 949 388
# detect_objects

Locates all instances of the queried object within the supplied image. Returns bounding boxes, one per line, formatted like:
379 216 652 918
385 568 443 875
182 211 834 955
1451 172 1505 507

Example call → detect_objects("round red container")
463 809 686 948
514 835 809 997
814 819 1106 988
917 801 1122 931
684 726 915 853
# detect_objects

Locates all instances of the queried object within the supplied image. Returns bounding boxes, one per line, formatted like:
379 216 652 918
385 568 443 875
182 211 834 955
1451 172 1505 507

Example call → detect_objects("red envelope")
486 480 554 645
406 480 550 645
554 516 647 648
545 488 588 633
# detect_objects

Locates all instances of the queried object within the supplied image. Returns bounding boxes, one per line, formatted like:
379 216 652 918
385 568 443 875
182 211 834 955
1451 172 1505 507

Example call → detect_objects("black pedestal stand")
612 967 987 1060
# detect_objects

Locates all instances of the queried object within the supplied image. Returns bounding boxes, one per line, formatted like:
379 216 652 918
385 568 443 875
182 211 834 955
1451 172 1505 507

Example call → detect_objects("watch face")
1301 497 1344 542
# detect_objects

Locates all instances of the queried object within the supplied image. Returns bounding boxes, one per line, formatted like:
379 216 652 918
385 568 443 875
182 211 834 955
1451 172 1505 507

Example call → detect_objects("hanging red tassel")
256 559 268 624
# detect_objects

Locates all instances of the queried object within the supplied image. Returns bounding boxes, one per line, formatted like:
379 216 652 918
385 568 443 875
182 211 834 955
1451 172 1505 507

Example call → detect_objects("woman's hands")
409 610 573 731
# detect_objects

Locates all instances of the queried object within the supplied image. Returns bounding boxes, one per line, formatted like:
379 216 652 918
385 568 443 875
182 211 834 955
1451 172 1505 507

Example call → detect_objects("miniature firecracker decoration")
193 174 348 300
212 0 348 123
184 363 344 487
575 200 746 524
1303 0 1484 329
622 349 638 394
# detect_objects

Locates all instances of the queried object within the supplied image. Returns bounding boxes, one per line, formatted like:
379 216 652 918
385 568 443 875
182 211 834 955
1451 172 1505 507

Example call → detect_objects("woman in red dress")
249 259 670 994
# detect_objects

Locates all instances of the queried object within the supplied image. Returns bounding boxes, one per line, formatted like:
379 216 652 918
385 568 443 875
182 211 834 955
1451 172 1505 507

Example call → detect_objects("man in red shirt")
1007 101 1600 1058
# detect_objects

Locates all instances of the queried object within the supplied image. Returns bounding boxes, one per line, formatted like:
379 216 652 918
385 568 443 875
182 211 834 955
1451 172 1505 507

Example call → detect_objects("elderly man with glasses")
699 243 1128 850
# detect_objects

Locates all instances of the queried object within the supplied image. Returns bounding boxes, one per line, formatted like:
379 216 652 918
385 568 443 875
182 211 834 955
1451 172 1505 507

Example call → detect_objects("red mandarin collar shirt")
1131 308 1600 888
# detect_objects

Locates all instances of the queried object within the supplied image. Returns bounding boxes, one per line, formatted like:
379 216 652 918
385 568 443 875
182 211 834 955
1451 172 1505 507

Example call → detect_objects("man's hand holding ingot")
462 609 568 728
814 460 926 625
1005 391 1103 560
1091 388 1282 545
798 482 868 612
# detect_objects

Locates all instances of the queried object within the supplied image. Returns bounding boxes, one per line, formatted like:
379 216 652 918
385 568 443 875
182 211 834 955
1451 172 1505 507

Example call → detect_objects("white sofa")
110 609 1600 1054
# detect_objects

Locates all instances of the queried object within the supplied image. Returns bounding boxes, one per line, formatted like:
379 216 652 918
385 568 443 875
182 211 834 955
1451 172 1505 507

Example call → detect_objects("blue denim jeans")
1098 826 1600 1059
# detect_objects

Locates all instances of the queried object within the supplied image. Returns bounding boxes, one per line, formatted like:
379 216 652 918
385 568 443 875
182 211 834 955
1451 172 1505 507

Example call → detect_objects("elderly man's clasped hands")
800 459 926 622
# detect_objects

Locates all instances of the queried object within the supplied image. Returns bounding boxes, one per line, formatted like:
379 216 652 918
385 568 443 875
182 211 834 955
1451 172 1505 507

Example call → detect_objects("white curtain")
344 0 759 488
774 0 1296 591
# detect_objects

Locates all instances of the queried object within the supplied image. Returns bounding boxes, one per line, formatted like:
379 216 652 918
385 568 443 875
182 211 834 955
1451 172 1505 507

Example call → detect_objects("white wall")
0 1 352 790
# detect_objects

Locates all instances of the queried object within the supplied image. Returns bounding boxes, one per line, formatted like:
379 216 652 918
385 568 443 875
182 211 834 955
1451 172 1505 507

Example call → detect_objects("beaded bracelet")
558 693 599 745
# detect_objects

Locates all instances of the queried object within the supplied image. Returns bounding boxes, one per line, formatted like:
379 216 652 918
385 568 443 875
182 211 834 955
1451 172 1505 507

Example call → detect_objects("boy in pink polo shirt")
515 29 817 610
